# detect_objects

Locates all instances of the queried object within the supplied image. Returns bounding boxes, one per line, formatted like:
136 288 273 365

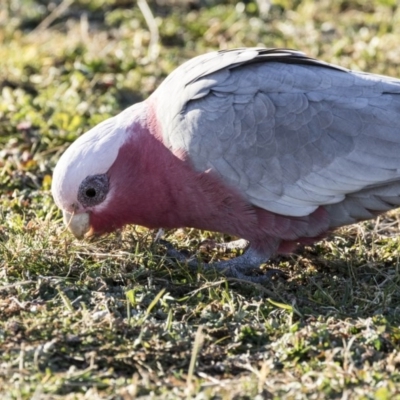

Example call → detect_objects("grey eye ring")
78 174 109 208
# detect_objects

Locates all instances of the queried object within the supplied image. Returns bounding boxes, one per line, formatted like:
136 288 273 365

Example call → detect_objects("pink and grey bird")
52 48 400 281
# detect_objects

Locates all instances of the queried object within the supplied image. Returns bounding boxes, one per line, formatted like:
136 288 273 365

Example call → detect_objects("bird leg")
159 239 286 283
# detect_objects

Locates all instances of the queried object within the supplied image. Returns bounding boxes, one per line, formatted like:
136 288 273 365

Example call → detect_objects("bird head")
51 103 146 238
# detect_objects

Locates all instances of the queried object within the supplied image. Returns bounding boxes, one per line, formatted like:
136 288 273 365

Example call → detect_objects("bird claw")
159 239 286 284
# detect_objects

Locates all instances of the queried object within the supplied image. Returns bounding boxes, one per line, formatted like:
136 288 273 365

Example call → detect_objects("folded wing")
153 48 400 217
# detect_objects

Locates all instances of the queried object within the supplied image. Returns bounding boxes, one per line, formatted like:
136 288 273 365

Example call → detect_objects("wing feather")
153 48 400 217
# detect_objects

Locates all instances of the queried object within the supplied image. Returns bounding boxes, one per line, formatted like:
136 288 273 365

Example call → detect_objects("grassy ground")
1 0 400 398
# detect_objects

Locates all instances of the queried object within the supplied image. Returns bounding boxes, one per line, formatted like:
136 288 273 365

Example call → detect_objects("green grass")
1 0 400 398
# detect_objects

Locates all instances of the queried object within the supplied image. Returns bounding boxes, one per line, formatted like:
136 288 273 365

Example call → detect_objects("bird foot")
159 239 286 284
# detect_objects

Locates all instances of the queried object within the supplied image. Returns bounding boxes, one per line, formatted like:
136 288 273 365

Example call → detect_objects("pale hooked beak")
63 211 91 239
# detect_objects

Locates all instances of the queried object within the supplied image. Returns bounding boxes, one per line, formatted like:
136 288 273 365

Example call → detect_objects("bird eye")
78 174 109 208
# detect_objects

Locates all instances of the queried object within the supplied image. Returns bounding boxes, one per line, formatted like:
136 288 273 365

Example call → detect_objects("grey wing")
154 49 400 217
153 48 335 147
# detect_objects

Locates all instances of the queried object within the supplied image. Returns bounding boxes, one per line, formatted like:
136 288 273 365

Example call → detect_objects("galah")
52 48 400 282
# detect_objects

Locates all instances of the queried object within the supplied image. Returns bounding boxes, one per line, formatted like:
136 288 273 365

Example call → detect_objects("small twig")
186 325 204 394
10 297 27 310
0 281 35 290
187 280 229 297
137 0 160 61
154 228 165 242
29 0 75 35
